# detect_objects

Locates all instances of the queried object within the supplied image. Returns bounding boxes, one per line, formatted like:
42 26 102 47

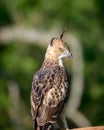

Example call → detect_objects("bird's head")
45 29 72 66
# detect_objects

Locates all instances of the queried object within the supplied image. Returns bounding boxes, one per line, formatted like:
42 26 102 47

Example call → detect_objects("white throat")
58 50 71 67
58 56 64 67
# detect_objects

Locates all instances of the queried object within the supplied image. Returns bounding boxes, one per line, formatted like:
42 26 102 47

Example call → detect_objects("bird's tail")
34 120 51 130
34 120 37 130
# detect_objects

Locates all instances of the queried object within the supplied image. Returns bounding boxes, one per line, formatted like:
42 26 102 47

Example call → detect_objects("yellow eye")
59 48 64 52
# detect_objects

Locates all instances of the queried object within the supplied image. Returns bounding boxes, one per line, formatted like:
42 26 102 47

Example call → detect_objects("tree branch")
55 126 104 130
72 126 104 130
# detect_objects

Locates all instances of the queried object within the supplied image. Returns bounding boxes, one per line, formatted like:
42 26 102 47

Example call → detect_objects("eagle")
30 30 72 130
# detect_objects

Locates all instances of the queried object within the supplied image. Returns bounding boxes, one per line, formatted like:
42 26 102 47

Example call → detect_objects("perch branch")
54 126 104 130
72 126 104 130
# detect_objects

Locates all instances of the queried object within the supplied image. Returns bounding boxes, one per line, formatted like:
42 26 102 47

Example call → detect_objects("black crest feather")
50 37 55 46
60 27 67 39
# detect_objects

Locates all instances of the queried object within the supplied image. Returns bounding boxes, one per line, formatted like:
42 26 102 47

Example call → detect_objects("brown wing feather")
30 66 69 126
31 69 53 120
37 99 65 126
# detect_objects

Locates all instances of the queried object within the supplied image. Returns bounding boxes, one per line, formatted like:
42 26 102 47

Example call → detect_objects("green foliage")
0 0 104 129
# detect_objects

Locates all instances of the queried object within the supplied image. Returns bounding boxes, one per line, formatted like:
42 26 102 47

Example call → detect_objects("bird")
30 30 72 130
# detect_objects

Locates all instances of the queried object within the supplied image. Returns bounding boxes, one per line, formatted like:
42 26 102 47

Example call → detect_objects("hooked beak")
58 50 73 60
67 52 73 58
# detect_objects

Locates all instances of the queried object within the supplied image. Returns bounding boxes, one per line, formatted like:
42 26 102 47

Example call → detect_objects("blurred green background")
0 0 104 130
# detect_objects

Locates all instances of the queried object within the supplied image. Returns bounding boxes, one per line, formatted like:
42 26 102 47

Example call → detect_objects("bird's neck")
40 47 64 70
40 58 64 71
